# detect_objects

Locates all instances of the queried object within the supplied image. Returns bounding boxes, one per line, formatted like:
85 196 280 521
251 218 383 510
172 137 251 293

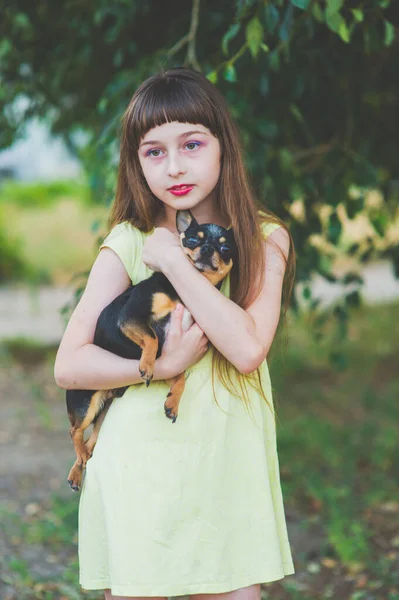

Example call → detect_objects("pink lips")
168 185 195 196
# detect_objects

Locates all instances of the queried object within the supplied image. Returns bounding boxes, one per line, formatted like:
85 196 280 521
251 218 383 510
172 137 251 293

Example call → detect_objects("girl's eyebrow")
139 130 208 148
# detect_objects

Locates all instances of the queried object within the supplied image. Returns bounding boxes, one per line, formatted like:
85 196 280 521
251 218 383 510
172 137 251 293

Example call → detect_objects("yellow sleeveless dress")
78 220 295 596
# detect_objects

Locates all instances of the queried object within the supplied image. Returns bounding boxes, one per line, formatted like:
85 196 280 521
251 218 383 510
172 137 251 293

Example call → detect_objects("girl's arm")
160 227 290 374
55 344 171 390
54 249 173 390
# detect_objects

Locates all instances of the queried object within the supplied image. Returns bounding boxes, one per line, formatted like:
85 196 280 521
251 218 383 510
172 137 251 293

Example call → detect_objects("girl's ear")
176 210 198 233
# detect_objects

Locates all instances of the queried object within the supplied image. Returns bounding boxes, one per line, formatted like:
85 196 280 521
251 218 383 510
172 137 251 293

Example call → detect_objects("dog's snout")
201 244 214 257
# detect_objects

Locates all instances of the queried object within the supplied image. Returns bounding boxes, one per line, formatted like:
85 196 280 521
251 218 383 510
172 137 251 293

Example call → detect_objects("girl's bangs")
130 80 218 147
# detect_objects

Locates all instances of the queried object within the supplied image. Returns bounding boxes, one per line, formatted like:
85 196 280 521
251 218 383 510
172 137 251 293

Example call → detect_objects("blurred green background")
0 1 398 599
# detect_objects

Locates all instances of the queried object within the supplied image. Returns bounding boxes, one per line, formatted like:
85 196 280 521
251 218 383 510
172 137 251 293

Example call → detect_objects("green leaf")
113 48 123 67
302 284 312 299
326 0 343 14
384 21 395 46
246 16 264 58
98 98 108 114
325 10 344 34
223 64 237 82
263 4 279 33
291 0 310 9
312 3 323 22
346 196 365 219
351 8 364 22
0 39 12 59
338 19 350 43
370 212 388 236
279 149 293 171
290 103 305 123
206 70 218 84
221 23 240 56
14 13 30 29
327 211 342 244
347 243 360 256
279 3 294 42
342 272 364 285
268 49 280 71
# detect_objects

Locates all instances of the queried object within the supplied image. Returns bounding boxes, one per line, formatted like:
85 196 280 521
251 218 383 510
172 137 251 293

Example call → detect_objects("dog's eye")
185 237 198 248
220 244 231 254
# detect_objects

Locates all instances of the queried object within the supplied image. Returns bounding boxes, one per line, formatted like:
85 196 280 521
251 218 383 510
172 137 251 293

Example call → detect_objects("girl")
54 67 296 600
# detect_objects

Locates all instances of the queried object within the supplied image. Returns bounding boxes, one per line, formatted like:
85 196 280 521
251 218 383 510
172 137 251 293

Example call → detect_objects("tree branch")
166 0 201 70
185 0 201 70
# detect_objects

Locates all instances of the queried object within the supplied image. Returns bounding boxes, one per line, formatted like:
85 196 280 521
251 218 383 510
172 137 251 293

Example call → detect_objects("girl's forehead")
140 121 211 142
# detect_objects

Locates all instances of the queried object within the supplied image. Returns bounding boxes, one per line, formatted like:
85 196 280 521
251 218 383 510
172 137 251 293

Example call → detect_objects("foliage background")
1 2 399 598
3 0 398 365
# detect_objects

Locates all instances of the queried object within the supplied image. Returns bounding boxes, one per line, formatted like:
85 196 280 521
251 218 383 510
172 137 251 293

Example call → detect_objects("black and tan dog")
66 209 236 490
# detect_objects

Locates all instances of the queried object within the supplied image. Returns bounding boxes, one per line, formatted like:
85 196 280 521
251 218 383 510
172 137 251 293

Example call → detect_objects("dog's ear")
176 210 198 233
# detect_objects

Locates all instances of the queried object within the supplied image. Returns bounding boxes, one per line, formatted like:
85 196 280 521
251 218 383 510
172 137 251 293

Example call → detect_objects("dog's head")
176 210 237 287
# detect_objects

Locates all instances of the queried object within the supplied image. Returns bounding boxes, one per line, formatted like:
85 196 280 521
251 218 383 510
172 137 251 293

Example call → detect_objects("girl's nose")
167 152 186 177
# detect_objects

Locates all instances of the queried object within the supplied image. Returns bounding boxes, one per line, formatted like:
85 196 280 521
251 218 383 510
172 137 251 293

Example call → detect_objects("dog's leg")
67 390 111 491
84 400 112 457
164 372 186 423
119 321 158 386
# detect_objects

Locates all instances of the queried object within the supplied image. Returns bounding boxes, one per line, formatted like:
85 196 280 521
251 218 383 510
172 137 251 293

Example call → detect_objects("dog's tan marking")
85 403 111 456
198 231 204 238
164 373 186 422
81 390 111 431
151 292 177 320
68 390 113 490
120 321 158 385
183 247 201 263
68 401 110 491
219 236 226 243
180 232 185 239
202 258 233 286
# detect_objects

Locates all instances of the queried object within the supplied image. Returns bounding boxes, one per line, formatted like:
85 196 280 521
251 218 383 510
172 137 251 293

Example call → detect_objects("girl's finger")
170 303 183 332
188 323 204 338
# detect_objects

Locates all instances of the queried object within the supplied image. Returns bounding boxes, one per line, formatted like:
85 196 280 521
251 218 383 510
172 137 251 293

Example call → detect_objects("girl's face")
138 121 221 214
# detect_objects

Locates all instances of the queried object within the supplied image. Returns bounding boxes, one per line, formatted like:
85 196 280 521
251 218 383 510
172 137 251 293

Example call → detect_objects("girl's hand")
142 227 182 272
156 303 209 379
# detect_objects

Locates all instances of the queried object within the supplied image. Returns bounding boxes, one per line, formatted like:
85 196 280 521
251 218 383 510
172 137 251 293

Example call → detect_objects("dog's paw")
68 478 81 492
67 463 83 492
139 368 153 387
164 403 178 423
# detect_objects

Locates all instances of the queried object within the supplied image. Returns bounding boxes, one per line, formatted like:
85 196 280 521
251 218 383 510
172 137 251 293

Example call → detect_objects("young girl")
54 67 296 600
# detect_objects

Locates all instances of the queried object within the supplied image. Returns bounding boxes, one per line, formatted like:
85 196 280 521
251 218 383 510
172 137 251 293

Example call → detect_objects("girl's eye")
146 148 164 157
185 141 201 151
145 141 201 157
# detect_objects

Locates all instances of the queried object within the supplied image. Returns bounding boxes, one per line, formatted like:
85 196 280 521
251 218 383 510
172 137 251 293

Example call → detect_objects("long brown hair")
107 67 296 422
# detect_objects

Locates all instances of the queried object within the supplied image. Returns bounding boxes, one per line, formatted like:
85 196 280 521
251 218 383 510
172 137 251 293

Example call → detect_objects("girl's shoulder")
99 221 148 283
257 210 284 239
102 220 147 241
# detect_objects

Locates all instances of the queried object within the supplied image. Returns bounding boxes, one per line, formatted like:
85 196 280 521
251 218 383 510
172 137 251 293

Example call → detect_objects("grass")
3 197 108 285
0 179 92 208
269 300 399 572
